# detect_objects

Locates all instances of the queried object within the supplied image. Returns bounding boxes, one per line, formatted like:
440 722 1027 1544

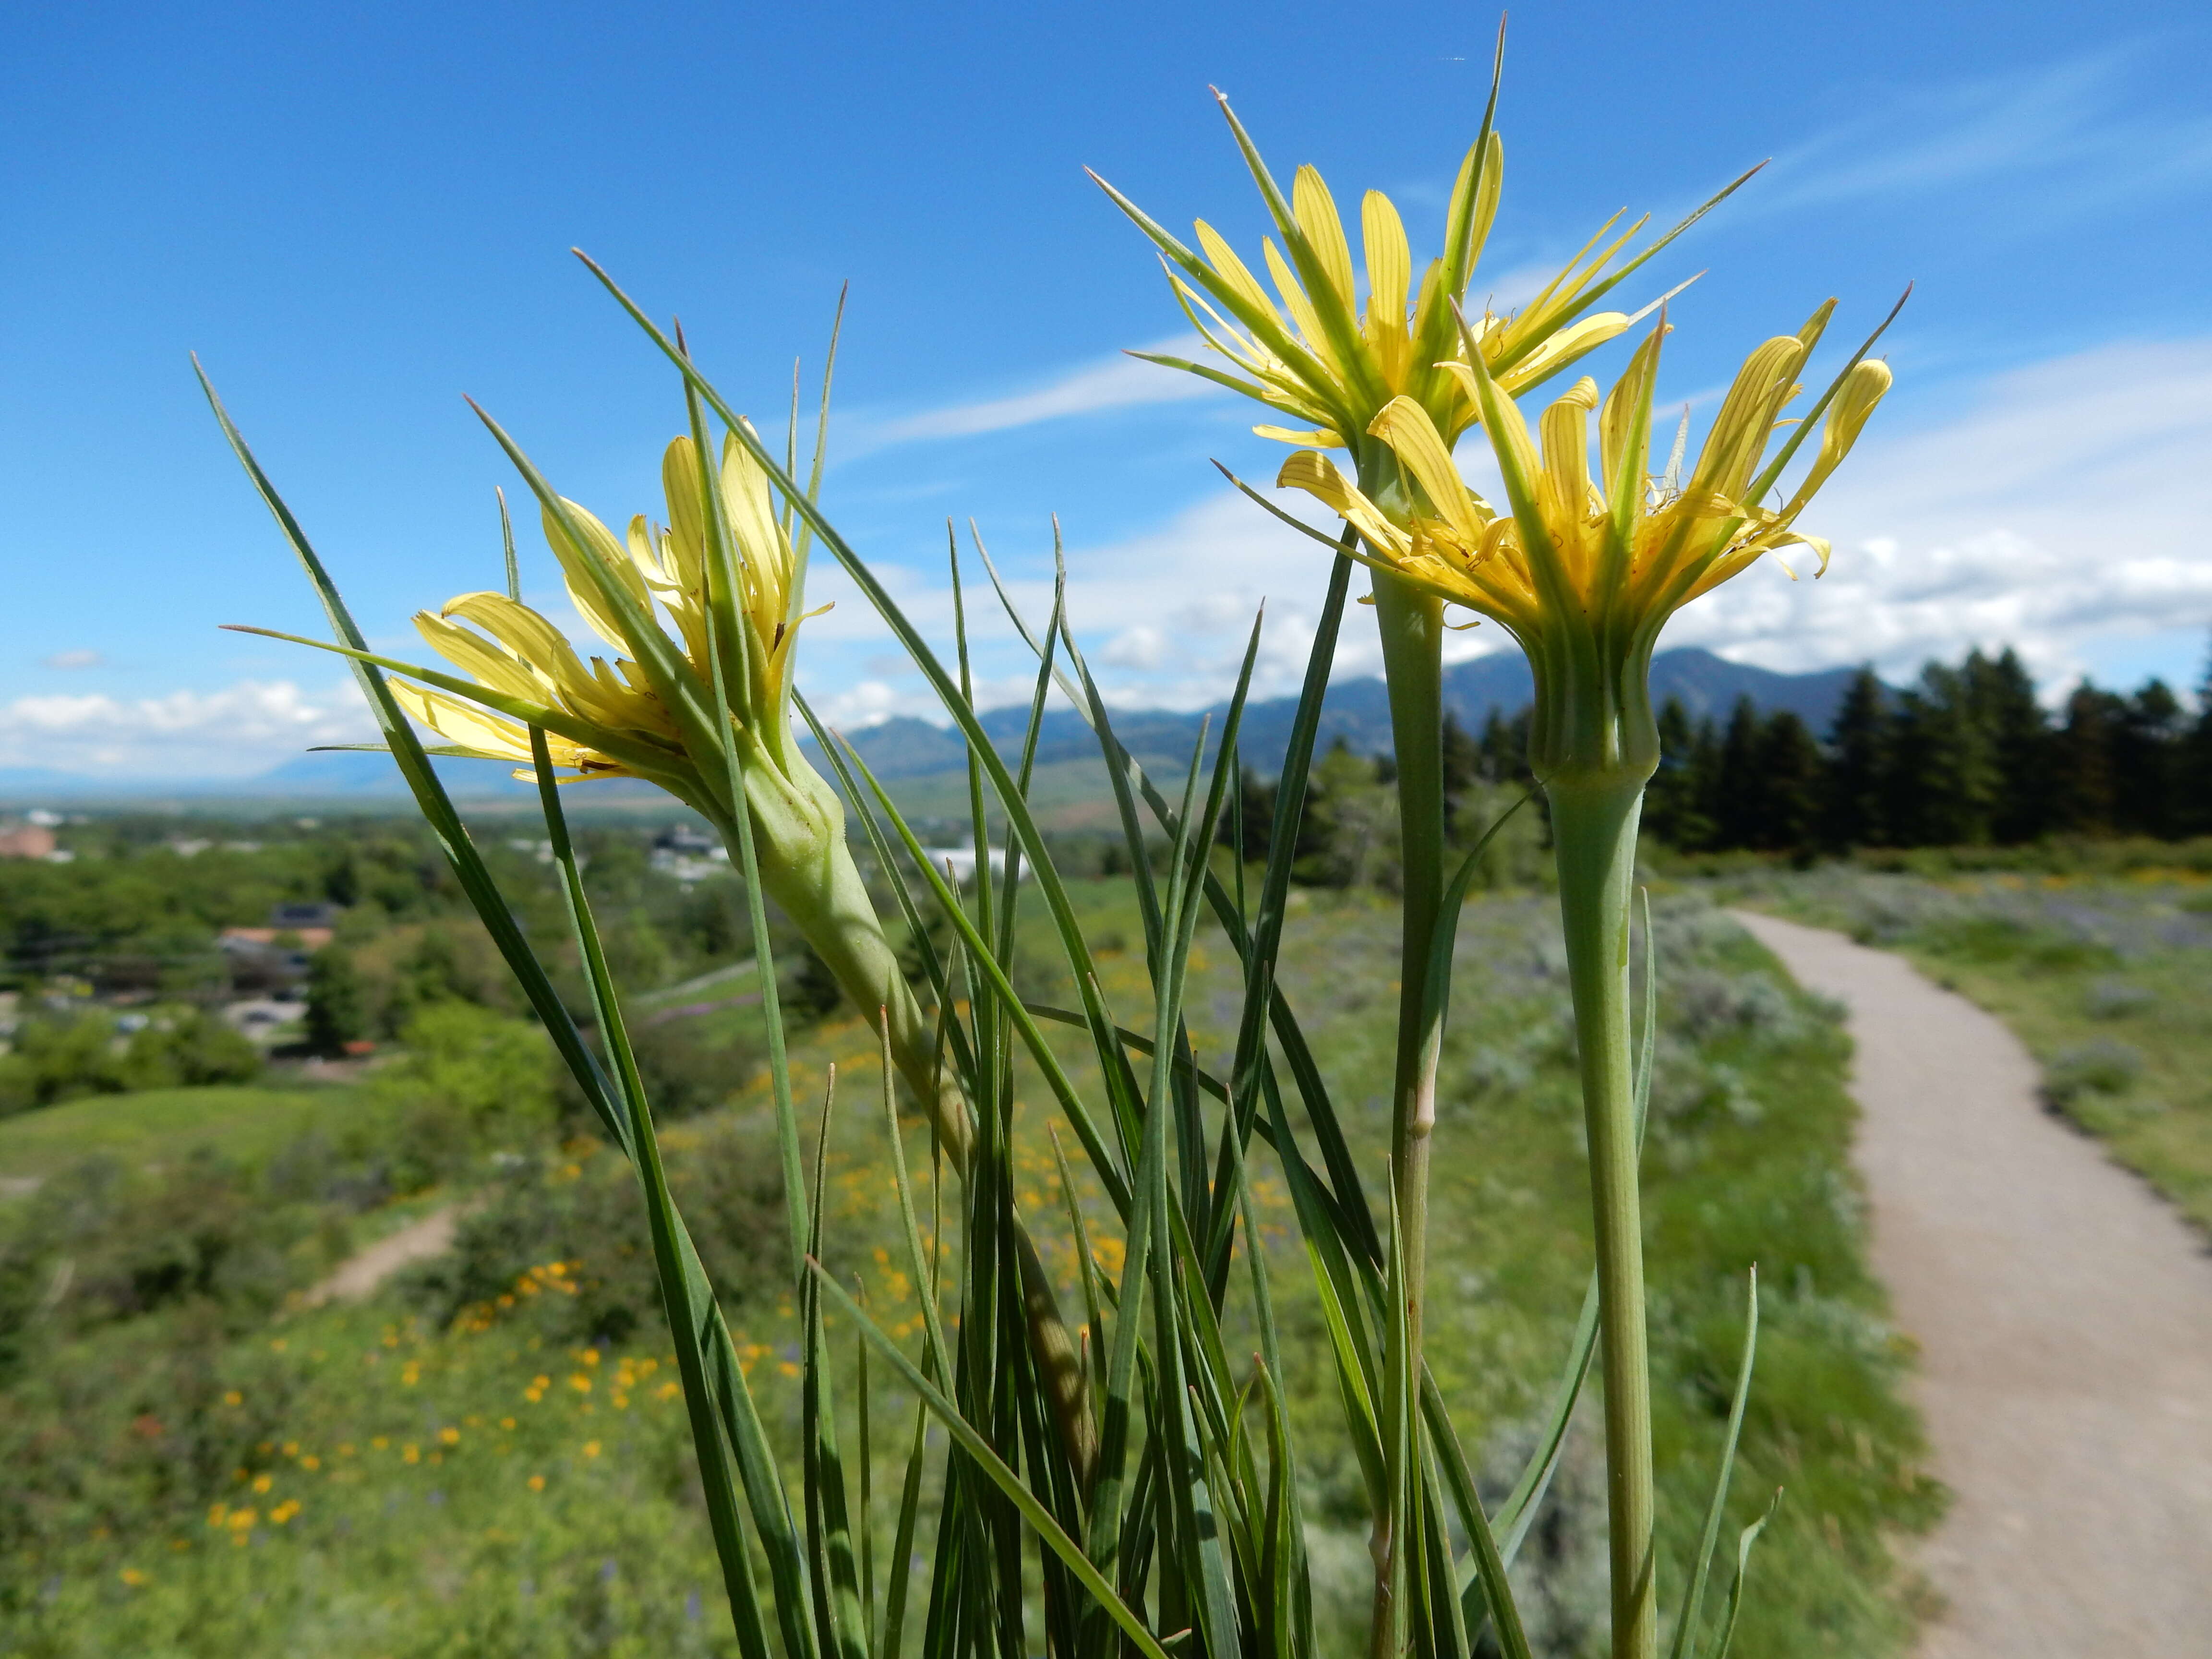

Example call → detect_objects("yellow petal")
1262 239 1330 361
1193 220 1279 325
1292 165 1355 313
541 498 648 651
1252 424 1346 447
1361 192 1411 330
1366 397 1491 549
412 612 549 705
1275 450 1411 559
718 433 793 624
389 681 532 762
1497 312 1631 392
441 592 595 699
661 436 706 573
1779 359 1891 519
1689 337 1808 501
1538 377 1600 523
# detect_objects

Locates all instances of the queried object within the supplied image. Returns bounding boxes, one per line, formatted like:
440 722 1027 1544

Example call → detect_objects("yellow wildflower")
1094 87 1737 470
1276 305 1892 785
385 434 826 808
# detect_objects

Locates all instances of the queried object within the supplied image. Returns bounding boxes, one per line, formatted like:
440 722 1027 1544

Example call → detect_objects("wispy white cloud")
801 336 2212 726
42 338 2209 777
1756 46 2212 216
1666 337 2212 690
0 678 371 778
794 482 1513 730
850 334 1224 452
39 649 103 671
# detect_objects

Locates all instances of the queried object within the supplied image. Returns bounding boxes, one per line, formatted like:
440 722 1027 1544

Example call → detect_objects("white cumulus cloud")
0 679 372 778
797 335 2212 727
850 335 1222 450
1665 337 2212 688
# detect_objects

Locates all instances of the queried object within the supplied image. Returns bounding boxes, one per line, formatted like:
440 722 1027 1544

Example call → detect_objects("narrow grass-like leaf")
199 368 790 1659
1667 1268 1761 1659
1703 1491 1782 1659
809 1266 1175 1659
679 361 811 1282
1418 1374 1534 1659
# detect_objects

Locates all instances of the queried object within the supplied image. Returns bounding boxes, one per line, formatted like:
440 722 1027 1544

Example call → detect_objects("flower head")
1094 89 1743 471
389 432 836 839
1277 301 1894 781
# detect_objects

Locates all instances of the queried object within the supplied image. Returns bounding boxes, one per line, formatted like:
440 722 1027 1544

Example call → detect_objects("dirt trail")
1730 911 2212 1659
302 1206 458 1307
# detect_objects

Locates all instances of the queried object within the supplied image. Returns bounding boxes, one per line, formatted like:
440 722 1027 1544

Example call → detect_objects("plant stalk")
1548 774 1656 1659
1368 570 1450 1658
708 808 1098 1490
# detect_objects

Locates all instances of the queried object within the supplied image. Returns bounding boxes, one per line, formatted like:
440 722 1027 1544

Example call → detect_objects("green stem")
720 816 1099 1491
1548 776 1655 1659
1369 571 1449 1658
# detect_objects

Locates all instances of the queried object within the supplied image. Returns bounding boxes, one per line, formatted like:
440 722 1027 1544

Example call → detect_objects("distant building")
218 903 342 990
653 825 718 856
0 823 57 860
650 823 729 882
268 902 341 931
915 845 1021 883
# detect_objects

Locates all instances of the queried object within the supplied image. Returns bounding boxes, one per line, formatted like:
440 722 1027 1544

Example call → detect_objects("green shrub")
364 1003 558 1189
0 1007 260 1117
405 1119 786 1347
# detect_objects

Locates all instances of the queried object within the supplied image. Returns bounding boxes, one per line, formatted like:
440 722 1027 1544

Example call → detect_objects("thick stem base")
1549 777 1656 1659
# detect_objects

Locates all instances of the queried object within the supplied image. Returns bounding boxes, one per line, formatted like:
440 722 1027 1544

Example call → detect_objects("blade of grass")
680 361 812 1283
1418 1373 1535 1659
971 527 1376 1264
800 1072 869 1659
1666 1269 1761 1659
809 1266 1175 1659
1702 1493 1782 1659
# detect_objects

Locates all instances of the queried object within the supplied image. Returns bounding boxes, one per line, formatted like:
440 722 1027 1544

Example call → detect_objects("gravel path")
1731 910 2212 1659
302 1206 458 1307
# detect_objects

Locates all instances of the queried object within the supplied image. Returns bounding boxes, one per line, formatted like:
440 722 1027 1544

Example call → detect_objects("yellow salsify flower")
1275 301 1893 785
254 414 1103 1487
1092 86 1747 470
393 431 822 807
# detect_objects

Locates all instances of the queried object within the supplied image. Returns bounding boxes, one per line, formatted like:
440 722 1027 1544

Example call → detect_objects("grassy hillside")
0 1086 361 1185
0 882 1939 1657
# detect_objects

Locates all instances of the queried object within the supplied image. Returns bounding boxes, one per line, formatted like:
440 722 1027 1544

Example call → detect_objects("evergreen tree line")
1644 647 2212 852
1230 643 2212 873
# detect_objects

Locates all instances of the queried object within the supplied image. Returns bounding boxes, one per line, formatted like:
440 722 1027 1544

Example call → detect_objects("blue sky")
2 0 2209 778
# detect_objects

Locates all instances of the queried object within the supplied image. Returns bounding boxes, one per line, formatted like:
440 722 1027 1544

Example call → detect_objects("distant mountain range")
0 648 1864 804
822 646 1865 784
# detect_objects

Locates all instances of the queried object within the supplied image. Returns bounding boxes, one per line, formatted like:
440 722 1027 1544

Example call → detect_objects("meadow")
0 873 1940 1659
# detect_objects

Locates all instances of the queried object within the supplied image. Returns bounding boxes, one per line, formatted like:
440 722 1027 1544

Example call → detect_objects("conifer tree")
2050 684 2122 835
1642 697 1711 849
2115 680 2185 837
1714 697 1765 850
2183 640 2212 836
1823 666 1890 848
1966 648 2049 844
1755 711 1824 851
1887 663 1999 846
1439 709 1481 839
1475 707 1532 787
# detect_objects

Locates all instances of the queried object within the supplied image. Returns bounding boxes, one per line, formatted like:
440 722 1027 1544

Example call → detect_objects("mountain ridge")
0 648 1865 802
